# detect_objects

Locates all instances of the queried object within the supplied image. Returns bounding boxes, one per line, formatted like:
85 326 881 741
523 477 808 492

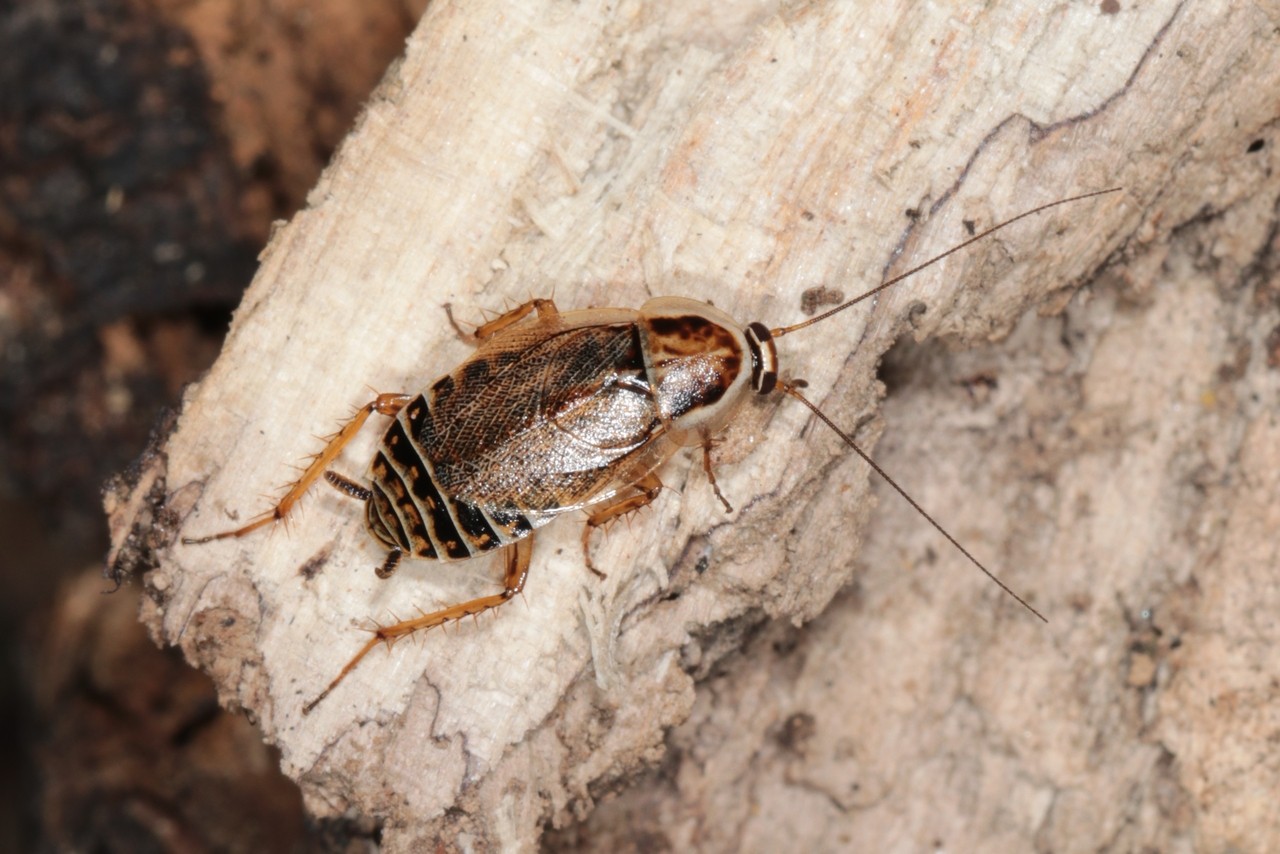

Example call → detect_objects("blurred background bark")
1 0 423 848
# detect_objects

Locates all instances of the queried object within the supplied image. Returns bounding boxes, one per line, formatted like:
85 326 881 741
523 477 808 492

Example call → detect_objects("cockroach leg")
700 432 733 513
183 392 414 544
324 471 372 501
472 298 560 340
302 535 533 715
579 472 664 579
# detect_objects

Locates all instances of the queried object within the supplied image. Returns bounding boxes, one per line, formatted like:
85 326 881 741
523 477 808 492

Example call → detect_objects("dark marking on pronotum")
648 315 737 351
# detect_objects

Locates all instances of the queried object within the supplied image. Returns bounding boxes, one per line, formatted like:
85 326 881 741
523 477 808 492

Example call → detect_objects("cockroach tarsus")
181 188 1121 715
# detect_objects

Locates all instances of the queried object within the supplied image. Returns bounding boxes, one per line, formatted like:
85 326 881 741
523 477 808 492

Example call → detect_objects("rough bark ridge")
107 0 1280 849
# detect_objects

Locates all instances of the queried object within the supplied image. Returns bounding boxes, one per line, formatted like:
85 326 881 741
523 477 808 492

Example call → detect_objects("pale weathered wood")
110 0 1280 849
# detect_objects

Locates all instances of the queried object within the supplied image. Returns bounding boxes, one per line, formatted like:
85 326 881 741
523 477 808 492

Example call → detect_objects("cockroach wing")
419 309 679 517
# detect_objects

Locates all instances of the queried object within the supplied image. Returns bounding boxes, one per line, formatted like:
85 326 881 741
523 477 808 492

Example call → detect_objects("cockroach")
183 188 1120 714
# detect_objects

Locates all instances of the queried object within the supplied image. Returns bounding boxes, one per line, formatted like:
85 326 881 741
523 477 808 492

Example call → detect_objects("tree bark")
108 0 1280 850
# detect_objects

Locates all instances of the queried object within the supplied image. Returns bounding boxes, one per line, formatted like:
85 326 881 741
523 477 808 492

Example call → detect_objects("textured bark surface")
107 0 1280 850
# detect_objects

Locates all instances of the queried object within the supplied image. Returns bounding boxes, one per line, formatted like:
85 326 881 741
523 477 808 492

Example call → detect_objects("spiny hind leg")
302 535 534 715
183 392 414 544
580 472 663 579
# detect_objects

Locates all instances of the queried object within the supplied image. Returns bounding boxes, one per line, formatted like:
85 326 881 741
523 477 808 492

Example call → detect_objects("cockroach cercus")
183 188 1120 714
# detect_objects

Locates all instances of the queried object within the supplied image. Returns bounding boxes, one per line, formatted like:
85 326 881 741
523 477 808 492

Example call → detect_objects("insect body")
184 189 1119 713
351 297 768 575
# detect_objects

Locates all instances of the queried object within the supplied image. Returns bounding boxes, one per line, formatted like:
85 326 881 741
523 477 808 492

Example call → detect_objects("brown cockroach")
183 188 1120 713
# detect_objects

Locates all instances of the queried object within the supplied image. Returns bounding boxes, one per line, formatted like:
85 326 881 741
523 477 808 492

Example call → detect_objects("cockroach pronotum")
183 188 1122 713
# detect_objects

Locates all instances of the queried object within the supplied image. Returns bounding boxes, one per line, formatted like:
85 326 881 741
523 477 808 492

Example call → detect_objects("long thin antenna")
777 380 1047 623
771 188 1122 338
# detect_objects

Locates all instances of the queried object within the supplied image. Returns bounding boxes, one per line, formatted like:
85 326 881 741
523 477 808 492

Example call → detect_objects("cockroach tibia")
183 189 1120 713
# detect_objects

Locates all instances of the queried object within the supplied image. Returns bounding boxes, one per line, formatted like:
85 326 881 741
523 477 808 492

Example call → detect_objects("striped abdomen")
365 394 534 562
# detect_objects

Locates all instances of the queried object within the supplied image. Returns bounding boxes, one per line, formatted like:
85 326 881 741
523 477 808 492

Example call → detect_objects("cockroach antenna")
771 188 1124 338
766 187 1124 623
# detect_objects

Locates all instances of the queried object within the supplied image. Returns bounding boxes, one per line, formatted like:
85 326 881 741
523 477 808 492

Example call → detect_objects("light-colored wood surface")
114 0 1280 848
